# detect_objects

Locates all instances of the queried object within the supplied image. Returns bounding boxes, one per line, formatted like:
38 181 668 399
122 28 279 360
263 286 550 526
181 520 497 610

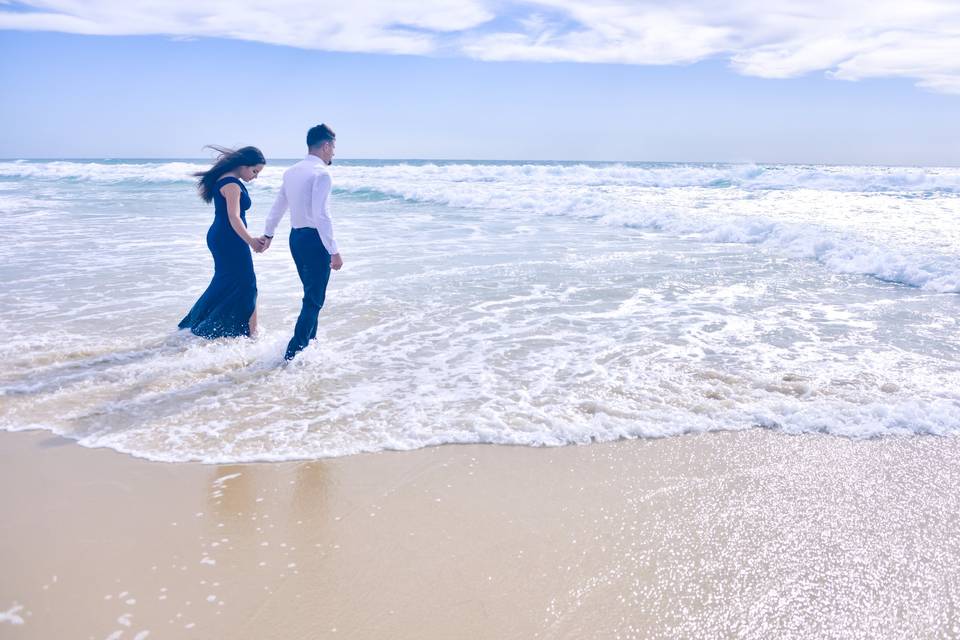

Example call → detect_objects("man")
260 124 343 361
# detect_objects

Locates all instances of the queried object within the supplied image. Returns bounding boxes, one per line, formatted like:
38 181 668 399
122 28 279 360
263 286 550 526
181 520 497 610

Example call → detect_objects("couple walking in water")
178 124 341 361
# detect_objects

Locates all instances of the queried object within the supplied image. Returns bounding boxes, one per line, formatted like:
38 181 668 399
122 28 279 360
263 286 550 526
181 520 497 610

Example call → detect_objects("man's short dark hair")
307 124 336 148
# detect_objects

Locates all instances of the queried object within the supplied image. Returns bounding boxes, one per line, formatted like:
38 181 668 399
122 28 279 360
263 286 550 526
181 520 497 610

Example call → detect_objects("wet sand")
1 428 958 639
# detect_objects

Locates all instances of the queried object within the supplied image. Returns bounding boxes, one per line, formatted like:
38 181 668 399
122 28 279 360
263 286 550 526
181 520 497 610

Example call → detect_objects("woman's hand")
248 236 266 252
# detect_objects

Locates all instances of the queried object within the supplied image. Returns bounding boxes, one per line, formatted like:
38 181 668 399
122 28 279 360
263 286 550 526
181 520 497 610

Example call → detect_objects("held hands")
249 236 266 253
249 236 272 253
331 253 343 271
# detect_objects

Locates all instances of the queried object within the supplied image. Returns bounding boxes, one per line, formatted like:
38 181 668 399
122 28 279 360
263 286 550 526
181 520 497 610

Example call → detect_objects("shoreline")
2 428 959 638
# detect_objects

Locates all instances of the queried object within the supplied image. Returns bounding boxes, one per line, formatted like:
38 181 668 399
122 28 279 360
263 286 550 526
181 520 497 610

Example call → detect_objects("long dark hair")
193 145 266 203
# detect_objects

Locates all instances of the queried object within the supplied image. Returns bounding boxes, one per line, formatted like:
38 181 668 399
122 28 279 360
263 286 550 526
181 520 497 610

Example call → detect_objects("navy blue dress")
179 177 258 338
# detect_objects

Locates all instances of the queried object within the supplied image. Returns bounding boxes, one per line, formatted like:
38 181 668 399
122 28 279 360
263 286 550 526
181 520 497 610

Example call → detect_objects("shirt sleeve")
311 172 339 255
263 184 288 237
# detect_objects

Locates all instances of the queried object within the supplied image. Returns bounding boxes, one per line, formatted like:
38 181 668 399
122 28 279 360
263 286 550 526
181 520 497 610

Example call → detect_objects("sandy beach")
1 429 958 639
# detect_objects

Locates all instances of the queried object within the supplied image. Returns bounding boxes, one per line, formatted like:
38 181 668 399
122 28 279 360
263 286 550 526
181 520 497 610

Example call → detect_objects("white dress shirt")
264 155 339 255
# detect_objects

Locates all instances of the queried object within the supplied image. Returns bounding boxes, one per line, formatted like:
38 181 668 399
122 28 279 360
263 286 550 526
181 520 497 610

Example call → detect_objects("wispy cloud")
2 0 959 93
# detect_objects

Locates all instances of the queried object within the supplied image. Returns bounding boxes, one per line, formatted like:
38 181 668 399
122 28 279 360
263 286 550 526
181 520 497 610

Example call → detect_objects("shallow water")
1 159 958 461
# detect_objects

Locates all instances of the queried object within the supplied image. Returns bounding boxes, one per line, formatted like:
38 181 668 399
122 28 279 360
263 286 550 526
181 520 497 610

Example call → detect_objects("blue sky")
1 1 959 164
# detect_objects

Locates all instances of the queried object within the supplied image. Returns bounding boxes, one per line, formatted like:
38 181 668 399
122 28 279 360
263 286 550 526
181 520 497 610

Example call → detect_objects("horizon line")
2 157 959 169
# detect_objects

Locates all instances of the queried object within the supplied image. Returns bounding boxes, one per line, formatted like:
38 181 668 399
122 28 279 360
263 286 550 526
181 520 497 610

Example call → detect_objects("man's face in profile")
321 140 336 166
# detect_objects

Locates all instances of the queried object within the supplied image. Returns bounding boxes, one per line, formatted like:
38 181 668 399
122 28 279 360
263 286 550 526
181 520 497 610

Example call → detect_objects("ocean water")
0 159 958 462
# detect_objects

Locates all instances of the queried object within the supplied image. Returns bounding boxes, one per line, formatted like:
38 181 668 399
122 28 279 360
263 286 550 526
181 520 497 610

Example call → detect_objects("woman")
179 145 266 338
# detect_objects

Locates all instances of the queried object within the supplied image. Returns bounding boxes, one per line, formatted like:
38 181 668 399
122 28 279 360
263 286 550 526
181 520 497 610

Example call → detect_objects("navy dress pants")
285 227 332 360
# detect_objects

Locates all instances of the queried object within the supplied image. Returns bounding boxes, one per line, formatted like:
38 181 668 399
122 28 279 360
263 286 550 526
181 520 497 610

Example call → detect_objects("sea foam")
1 160 958 463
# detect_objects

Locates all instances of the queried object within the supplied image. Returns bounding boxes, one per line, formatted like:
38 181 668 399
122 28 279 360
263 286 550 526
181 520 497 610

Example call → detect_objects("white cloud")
1 0 959 93
0 0 495 54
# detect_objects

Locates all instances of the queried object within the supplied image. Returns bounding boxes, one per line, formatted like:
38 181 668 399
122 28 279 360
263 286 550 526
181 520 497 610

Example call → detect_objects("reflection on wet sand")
204 461 331 569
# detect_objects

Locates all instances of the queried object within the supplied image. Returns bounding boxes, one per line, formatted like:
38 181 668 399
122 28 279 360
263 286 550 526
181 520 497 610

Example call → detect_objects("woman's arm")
221 183 264 251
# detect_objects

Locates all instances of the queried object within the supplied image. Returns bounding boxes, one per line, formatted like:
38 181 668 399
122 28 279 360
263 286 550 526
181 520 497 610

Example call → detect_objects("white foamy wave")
3 161 958 292
333 162 960 192
0 160 215 184
3 271 959 464
713 224 960 292
329 167 960 293
8 364 960 464
612 203 960 293
2 159 959 463
3 160 960 193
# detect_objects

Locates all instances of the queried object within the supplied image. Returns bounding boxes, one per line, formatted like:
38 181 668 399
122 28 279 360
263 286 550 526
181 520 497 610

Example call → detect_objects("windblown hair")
306 124 336 149
193 145 266 203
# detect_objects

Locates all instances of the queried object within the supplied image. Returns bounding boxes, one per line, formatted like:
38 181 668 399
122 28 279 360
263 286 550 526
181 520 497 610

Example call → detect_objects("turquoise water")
1 159 958 461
